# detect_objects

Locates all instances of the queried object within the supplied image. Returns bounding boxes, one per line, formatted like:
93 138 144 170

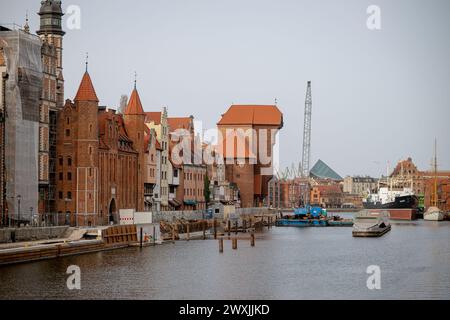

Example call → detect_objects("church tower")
124 82 145 212
37 0 65 107
36 1 66 220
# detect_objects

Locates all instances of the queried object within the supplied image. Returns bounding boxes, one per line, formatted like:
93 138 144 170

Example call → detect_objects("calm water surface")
0 219 449 299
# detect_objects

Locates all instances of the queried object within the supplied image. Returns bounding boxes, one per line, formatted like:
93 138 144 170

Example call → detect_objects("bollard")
219 238 224 253
251 233 255 247
232 238 237 250
214 218 217 239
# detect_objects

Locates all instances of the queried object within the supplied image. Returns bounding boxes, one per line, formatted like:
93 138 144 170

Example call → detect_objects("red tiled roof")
125 88 144 115
74 72 99 102
168 117 192 132
145 112 162 124
217 105 283 127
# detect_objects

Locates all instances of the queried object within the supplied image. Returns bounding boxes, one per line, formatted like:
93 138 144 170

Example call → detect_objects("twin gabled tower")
56 69 145 226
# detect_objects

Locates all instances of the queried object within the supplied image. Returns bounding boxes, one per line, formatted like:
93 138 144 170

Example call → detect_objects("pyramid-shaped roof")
74 72 99 102
125 88 144 115
310 159 343 181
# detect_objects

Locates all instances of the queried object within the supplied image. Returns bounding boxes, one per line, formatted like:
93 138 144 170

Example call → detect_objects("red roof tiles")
74 72 99 102
145 112 162 124
168 117 192 132
217 105 283 127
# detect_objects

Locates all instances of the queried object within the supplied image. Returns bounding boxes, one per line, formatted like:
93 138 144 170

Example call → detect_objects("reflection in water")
0 221 449 299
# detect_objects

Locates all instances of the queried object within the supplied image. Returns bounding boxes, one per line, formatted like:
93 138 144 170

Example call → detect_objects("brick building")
56 70 145 226
217 105 283 208
36 0 66 221
145 109 169 210
310 184 343 208
167 116 206 210
390 157 450 211
143 128 159 211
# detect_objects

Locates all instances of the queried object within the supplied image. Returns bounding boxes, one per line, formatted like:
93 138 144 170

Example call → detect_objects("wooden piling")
235 221 238 234
140 227 143 248
153 225 156 246
243 219 247 231
172 223 175 244
213 218 217 239
219 238 224 253
227 220 231 236
232 238 237 250
251 233 255 247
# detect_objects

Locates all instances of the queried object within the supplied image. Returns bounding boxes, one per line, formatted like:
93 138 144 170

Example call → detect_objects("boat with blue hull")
276 206 353 227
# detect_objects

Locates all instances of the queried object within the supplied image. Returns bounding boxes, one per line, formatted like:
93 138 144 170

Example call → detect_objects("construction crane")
300 81 313 206
301 81 312 178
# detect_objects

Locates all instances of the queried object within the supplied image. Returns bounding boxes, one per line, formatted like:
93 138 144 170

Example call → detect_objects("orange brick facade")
56 72 145 226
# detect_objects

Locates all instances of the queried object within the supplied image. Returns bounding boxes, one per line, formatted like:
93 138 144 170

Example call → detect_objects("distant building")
268 177 308 209
343 176 378 196
310 184 343 208
217 105 283 208
390 157 450 211
310 159 343 181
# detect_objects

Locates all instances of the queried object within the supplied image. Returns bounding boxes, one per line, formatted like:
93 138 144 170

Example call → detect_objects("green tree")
204 174 211 204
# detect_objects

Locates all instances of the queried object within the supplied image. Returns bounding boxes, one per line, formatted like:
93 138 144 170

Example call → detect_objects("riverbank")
0 219 448 299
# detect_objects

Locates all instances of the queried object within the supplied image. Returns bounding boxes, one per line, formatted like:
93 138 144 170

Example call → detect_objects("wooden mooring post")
213 218 217 239
140 227 143 248
235 221 238 234
227 220 231 236
153 225 156 246
172 223 176 244
218 235 256 252
232 238 237 250
219 238 224 253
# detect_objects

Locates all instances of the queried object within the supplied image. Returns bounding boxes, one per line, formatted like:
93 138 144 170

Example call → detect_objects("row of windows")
184 188 204 197
58 191 71 200
184 172 205 181
59 157 72 166
59 172 72 181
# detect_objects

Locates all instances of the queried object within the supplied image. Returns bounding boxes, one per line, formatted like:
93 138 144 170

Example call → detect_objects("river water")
0 219 449 300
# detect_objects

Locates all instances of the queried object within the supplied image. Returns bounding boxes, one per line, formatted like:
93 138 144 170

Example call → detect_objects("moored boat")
423 206 444 221
352 210 391 237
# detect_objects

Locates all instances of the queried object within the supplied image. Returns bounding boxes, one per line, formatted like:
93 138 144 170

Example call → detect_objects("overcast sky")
1 0 449 177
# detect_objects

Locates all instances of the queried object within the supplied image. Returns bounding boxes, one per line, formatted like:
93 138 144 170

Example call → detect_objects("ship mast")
433 138 438 207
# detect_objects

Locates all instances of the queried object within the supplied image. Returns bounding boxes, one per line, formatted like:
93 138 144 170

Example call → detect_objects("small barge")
352 210 391 237
276 206 353 227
